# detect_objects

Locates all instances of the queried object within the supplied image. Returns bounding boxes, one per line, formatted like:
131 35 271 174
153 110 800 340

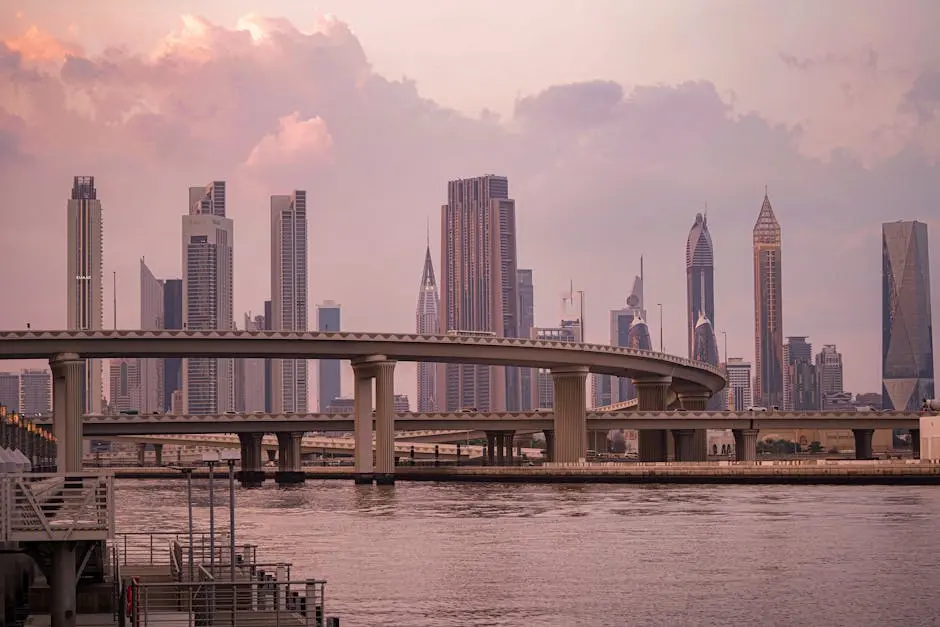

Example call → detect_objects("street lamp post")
181 467 195 581
656 303 664 352
221 451 239 582
721 330 728 364
203 452 220 575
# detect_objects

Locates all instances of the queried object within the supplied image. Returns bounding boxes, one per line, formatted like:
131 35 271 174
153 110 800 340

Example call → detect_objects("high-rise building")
0 372 19 412
725 358 753 411
109 358 140 413
816 344 844 409
686 212 715 358
271 191 308 413
66 175 104 415
783 336 812 410
415 245 441 412
599 259 647 405
440 175 520 411
532 320 582 409
882 221 934 411
517 269 535 411
263 300 272 412
162 279 183 411
753 191 784 408
139 258 164 413
692 313 720 366
182 181 234 414
316 301 341 412
236 313 266 412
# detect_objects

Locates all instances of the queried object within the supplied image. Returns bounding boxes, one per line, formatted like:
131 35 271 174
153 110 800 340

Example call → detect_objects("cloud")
0 15 937 401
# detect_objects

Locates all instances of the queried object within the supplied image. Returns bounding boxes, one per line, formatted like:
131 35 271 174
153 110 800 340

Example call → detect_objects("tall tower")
753 191 784 408
440 174 520 411
600 259 646 405
882 221 934 410
66 176 104 414
815 344 844 408
139 258 164 413
686 212 715 358
162 279 183 411
316 302 341 412
270 191 309 413
415 244 441 412
182 181 234 414
516 269 535 411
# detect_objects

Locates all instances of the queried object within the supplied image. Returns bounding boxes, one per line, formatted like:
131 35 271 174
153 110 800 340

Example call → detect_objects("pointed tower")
686 211 715 359
753 190 784 408
416 243 441 412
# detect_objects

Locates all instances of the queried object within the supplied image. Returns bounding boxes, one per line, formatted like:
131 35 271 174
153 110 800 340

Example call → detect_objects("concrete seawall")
105 460 940 485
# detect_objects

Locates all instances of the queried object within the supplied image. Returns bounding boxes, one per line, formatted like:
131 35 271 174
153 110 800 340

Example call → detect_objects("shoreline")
102 462 940 485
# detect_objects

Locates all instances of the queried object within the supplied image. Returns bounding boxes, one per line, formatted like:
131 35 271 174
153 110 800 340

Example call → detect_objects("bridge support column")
485 432 496 465
237 433 265 487
275 432 305 485
551 366 589 463
352 358 381 484
733 429 759 462
495 432 505 465
911 429 920 459
374 360 397 485
154 444 163 466
674 430 698 462
505 431 515 466
634 376 672 462
50 542 77 627
543 430 554 462
678 390 710 462
50 353 84 473
853 428 874 460
137 443 146 467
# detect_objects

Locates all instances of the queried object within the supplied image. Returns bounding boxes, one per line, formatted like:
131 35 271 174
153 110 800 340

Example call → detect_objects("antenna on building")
426 216 430 248
113 271 117 330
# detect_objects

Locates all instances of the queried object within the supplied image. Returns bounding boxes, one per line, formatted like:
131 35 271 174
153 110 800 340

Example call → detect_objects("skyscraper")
516 269 535 411
139 258 164 414
67 176 104 415
263 299 272 412
599 259 646 405
440 175 520 411
816 344 844 409
271 191 308 413
415 245 441 412
20 370 51 416
182 181 234 414
753 191 784 408
236 313 266 412
0 372 18 412
109 358 140 413
725 358 753 411
686 212 715 358
784 336 816 411
162 279 183 411
316 301 341 412
882 221 934 410
692 313 720 366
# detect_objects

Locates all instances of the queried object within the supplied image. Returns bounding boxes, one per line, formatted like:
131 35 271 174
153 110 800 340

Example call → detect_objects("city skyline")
1 7 939 402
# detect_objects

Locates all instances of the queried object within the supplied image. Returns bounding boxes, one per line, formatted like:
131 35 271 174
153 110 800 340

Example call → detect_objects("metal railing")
0 472 114 542
125 575 329 627
115 531 247 567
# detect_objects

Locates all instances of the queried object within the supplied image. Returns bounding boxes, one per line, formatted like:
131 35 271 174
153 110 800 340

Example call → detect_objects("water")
116 480 940 626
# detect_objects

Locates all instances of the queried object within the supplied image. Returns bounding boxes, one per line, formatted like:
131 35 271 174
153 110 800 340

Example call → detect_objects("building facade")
439 175 520 411
316 301 341 412
271 191 309 413
66 175 104 415
595 260 646 407
415 246 441 412
531 320 582 409
783 336 813 411
516 269 535 411
162 279 183 411
816 344 845 409
753 192 784 408
882 220 934 410
0 372 18 413
182 181 234 414
236 312 267 412
139 258 164 413
725 358 753 411
109 358 141 413
686 212 715 358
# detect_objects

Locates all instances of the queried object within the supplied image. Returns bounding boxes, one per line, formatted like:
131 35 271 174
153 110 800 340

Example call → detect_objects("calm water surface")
115 480 940 627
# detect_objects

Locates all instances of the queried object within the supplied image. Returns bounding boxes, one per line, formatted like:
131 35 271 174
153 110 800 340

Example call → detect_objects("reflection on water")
116 480 940 627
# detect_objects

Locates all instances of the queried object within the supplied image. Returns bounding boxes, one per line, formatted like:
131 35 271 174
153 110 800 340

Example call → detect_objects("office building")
263 299 272 412
66 175 104 415
882 220 934 410
182 181 234 414
725 358 753 411
753 191 784 408
783 336 813 410
109 358 140 413
162 279 183 411
271 191 308 413
139 258 164 413
0 372 18 412
236 312 266 412
517 269 535 411
19 369 51 416
415 244 441 412
816 345 845 409
317 301 341 412
531 320 582 408
596 259 646 406
440 174 520 411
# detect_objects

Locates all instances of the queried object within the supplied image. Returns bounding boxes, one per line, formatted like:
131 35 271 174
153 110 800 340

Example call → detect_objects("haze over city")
1 0 938 402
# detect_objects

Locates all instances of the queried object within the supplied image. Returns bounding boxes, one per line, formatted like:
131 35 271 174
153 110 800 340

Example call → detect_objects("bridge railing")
0 472 114 543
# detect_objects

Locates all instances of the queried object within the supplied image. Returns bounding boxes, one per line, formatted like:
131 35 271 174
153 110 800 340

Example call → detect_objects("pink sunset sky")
0 0 938 403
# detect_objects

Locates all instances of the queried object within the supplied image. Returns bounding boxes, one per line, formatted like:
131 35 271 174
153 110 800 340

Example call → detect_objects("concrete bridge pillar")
373 360 397 485
673 430 698 462
137 443 146 466
495 432 505 465
504 431 515 466
275 432 305 485
678 390 711 461
853 428 874 460
543 429 554 462
50 542 77 627
911 429 920 459
733 428 759 462
485 432 496 465
154 443 163 466
634 376 672 462
351 357 381 484
551 366 589 463
237 433 265 487
50 353 84 473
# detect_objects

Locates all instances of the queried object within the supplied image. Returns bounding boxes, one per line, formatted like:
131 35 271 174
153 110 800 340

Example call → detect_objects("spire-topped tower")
416 242 441 411
686 209 715 359
753 190 784 408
